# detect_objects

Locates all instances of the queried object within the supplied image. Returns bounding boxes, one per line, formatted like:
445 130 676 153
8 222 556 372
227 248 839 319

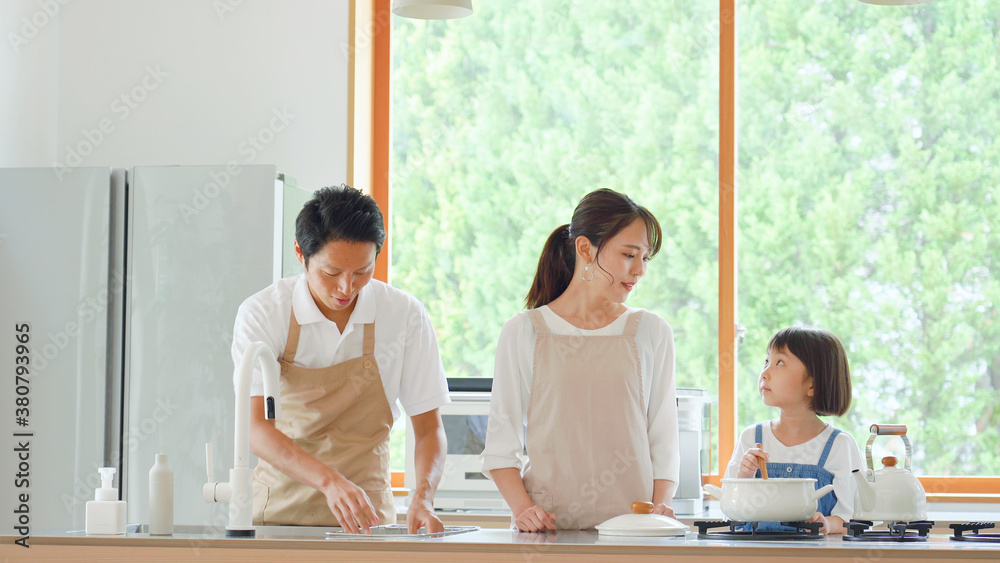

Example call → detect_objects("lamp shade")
858 0 936 5
392 0 473 20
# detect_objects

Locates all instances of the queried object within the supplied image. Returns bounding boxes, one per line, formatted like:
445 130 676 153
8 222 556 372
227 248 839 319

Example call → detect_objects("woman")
482 188 679 531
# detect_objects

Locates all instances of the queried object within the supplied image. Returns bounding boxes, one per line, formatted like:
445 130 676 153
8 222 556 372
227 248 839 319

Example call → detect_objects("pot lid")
595 513 689 536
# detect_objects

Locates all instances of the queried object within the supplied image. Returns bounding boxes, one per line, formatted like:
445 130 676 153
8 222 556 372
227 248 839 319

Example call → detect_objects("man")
232 185 449 533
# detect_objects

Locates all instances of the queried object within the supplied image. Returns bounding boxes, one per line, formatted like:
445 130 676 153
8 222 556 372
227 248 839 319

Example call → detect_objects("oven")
404 381 710 514
405 378 512 511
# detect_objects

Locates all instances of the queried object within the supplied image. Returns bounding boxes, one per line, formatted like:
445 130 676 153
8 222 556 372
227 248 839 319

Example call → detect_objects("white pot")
703 479 835 522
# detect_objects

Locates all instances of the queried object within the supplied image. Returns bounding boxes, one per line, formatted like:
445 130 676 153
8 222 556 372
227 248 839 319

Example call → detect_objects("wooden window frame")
361 0 999 500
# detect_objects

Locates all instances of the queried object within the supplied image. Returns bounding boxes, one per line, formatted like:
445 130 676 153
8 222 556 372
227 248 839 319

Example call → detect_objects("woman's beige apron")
252 309 395 526
522 308 653 530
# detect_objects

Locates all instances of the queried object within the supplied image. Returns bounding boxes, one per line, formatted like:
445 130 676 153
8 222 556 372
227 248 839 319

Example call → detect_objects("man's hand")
321 474 379 534
407 497 444 534
408 409 447 533
251 396 380 532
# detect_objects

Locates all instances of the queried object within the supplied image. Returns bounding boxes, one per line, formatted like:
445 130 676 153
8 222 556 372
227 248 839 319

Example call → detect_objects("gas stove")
950 522 1000 543
843 519 934 542
694 520 821 540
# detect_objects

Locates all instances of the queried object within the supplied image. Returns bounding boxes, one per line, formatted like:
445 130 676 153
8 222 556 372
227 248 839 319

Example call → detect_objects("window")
389 0 720 471
375 0 1000 490
737 1 1000 481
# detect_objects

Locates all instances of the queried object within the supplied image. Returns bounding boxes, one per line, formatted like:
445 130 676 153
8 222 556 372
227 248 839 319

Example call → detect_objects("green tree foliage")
391 0 999 476
737 1 1000 476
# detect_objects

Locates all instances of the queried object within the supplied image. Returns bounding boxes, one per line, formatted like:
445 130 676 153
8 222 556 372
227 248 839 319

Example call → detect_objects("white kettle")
852 424 927 522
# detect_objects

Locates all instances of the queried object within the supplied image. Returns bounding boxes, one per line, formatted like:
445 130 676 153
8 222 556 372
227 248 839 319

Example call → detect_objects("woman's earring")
581 262 594 282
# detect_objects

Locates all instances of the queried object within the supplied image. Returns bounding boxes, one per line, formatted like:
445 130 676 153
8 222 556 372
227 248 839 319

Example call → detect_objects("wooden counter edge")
3 535 999 563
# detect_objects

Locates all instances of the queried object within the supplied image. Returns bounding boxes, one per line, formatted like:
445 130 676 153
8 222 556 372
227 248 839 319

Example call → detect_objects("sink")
136 524 339 539
325 524 480 540
134 524 479 540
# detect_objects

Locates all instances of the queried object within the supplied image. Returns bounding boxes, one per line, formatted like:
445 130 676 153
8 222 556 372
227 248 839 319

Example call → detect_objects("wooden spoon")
755 442 769 479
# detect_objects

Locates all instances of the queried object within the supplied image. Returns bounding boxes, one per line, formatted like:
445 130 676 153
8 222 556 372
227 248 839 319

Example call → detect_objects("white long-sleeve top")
725 422 866 522
481 306 680 483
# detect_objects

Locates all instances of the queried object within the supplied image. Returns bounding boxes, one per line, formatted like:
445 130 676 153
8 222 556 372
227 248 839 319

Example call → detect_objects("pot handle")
703 484 723 500
809 484 836 502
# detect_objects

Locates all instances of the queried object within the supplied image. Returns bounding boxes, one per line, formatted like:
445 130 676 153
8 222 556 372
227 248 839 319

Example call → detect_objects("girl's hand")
736 445 768 478
807 512 846 535
514 505 557 532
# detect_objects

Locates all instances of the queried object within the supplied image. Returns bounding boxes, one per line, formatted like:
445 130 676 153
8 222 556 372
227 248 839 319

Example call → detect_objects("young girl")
725 327 865 535
482 188 679 532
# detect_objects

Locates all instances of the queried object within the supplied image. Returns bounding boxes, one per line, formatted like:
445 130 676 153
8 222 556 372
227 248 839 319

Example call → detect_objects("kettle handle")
870 424 907 436
865 424 912 472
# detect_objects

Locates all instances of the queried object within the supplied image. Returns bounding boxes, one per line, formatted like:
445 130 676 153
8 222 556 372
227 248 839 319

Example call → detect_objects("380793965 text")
13 323 32 548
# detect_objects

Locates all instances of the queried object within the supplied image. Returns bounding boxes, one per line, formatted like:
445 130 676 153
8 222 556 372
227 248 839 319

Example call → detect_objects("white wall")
2 0 350 191
0 0 60 166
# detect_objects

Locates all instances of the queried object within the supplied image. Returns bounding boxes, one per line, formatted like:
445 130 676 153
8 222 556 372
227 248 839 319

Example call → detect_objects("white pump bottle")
85 467 127 535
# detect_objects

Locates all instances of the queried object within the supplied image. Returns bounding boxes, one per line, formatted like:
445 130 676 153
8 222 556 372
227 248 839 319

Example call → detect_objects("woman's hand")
736 445 769 478
651 503 675 518
514 505 557 532
807 512 846 535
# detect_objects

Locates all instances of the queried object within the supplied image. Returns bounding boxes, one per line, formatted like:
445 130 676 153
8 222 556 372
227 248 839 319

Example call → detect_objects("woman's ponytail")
525 224 574 309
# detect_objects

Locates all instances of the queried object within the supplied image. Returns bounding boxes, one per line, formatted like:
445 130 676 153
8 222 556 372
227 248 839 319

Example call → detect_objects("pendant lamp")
391 0 473 20
858 0 936 5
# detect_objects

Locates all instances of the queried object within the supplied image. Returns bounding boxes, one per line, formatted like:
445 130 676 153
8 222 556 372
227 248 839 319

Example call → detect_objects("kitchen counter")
5 502 999 562
421 501 1000 534
4 524 1000 562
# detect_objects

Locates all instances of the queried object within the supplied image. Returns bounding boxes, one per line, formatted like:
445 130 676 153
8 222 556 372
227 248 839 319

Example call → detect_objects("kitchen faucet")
203 342 281 537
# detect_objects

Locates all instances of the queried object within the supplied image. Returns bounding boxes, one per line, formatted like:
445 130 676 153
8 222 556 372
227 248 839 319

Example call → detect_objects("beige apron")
252 309 396 526
522 308 653 530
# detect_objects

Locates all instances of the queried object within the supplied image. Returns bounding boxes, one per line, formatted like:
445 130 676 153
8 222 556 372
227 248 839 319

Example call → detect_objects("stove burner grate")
843 519 934 542
950 522 1000 543
694 520 821 541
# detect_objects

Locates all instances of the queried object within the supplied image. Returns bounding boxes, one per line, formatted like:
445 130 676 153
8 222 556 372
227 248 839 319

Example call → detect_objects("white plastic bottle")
85 467 127 535
148 453 174 535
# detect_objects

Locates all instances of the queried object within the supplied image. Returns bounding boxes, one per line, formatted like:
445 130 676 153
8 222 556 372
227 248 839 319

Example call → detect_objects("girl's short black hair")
768 327 852 416
295 184 385 266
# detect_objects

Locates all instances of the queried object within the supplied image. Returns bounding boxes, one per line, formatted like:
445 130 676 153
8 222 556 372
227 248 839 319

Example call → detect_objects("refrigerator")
0 167 126 532
0 165 310 532
123 165 310 527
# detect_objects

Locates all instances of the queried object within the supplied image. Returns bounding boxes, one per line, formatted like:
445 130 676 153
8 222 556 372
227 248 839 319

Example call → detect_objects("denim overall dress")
742 423 841 532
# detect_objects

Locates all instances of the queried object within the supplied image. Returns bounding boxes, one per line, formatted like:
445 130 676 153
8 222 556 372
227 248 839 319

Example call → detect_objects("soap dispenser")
85 467 127 535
